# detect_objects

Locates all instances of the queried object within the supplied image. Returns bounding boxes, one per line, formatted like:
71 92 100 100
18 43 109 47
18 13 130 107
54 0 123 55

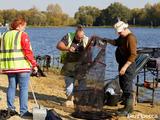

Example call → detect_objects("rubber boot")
117 98 133 116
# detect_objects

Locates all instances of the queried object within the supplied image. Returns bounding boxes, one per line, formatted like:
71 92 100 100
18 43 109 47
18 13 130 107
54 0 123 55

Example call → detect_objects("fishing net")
74 38 106 112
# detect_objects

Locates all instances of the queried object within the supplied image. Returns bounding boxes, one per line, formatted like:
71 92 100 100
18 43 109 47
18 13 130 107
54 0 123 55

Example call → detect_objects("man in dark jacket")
95 21 137 116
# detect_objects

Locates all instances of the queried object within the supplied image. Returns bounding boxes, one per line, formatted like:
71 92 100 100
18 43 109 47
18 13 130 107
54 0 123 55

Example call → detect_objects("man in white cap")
95 21 137 116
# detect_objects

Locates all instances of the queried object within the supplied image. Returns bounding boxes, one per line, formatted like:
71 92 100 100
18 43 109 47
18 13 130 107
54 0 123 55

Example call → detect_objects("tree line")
0 4 76 26
0 2 160 27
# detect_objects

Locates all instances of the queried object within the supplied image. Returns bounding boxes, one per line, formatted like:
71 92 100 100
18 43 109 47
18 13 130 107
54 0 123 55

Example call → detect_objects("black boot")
117 98 133 116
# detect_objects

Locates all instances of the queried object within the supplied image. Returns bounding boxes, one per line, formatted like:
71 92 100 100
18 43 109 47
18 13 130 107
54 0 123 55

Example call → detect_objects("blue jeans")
7 72 30 115
65 76 86 96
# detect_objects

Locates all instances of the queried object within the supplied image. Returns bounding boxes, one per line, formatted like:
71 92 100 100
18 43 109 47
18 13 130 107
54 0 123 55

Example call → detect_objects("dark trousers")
119 63 136 99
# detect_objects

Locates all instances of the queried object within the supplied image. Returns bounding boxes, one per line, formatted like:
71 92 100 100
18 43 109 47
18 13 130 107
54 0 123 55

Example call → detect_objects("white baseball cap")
114 21 128 33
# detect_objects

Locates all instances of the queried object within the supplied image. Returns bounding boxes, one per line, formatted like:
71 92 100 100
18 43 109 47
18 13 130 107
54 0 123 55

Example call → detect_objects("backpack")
45 109 62 120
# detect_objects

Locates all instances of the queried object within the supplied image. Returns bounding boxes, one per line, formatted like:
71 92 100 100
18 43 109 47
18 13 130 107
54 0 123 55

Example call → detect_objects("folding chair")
135 54 150 104
136 48 160 107
103 54 150 106
135 54 150 75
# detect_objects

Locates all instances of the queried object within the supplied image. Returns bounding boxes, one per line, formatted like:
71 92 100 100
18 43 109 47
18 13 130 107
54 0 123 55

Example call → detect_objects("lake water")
1 27 160 76
0 27 160 102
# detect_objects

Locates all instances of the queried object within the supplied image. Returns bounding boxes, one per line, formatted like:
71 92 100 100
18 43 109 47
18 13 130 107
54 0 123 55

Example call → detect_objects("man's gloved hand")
101 38 109 43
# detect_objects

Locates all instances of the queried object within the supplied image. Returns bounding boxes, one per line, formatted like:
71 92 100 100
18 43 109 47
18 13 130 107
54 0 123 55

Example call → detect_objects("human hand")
119 61 131 76
119 66 127 76
68 46 76 52
33 66 38 74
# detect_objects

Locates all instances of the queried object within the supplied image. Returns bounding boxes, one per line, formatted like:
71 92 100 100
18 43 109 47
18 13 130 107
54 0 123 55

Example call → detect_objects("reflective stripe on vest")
0 30 31 70
60 32 89 63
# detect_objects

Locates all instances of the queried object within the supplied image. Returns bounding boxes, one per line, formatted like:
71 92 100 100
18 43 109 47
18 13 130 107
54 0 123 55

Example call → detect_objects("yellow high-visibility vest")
0 30 31 70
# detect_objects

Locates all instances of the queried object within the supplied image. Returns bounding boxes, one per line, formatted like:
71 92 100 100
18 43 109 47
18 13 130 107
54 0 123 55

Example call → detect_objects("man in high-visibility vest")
0 17 38 118
57 25 89 107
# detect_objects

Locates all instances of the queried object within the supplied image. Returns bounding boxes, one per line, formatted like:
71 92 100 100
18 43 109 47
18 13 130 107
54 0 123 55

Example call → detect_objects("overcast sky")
0 0 159 17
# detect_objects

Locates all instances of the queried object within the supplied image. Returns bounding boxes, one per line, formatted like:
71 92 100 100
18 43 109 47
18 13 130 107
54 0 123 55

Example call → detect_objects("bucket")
30 81 47 120
33 107 47 120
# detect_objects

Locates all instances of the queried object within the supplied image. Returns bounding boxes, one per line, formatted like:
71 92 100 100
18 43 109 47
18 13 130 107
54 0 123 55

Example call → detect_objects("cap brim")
116 28 123 33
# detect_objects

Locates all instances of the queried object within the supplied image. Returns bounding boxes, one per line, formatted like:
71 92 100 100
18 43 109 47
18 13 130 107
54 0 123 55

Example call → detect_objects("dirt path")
0 72 160 120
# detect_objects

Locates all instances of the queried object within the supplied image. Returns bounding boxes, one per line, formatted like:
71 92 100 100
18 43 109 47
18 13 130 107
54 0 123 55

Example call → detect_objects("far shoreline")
1 25 160 29
25 25 160 29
